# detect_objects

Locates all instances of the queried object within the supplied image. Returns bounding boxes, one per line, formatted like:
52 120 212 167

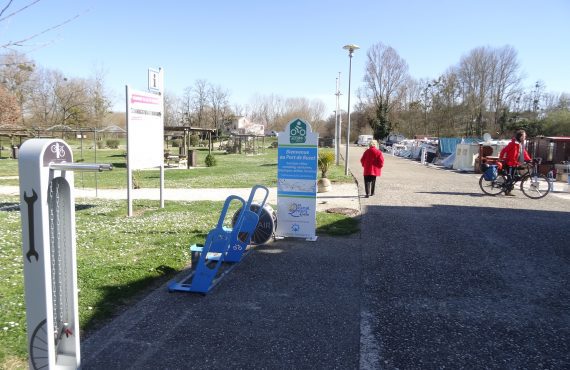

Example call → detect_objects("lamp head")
343 44 360 55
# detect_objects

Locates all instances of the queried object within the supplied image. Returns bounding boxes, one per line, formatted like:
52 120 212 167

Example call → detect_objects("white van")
357 135 373 147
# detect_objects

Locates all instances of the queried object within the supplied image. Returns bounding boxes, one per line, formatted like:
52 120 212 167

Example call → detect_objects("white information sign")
275 118 319 240
126 67 165 216
126 87 164 169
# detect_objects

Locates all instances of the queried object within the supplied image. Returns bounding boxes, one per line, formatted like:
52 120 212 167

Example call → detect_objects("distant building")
224 116 264 136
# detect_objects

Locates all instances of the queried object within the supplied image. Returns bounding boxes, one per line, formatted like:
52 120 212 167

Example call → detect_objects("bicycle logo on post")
43 141 71 166
289 120 306 144
51 143 66 159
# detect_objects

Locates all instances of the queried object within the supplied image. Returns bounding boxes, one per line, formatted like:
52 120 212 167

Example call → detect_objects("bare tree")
308 99 326 131
54 75 90 127
191 79 209 127
362 42 410 139
456 45 524 136
400 78 423 137
163 91 182 127
87 65 113 129
0 51 34 123
1 0 82 51
180 86 193 124
458 46 494 135
248 93 285 131
0 84 21 124
28 66 57 126
208 84 233 131
490 45 523 134
232 103 245 117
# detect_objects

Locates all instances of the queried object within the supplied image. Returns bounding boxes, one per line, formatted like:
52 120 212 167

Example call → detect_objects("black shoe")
365 195 369 198
370 193 374 196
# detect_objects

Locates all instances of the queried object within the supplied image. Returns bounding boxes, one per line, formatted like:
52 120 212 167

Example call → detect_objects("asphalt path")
355 147 570 368
78 145 569 369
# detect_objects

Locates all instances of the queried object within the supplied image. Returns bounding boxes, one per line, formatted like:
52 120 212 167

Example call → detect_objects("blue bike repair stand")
167 185 269 294
224 185 269 263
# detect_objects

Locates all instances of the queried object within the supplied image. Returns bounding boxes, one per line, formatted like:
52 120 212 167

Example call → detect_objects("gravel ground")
5 146 569 368
355 149 570 369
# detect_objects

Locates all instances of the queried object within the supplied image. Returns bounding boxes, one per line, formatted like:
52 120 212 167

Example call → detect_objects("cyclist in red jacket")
499 129 531 196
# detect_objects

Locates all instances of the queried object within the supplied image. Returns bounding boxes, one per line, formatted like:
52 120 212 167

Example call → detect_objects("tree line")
0 50 328 136
163 81 327 134
353 42 570 140
0 51 112 130
1 0 568 139
2 42 568 139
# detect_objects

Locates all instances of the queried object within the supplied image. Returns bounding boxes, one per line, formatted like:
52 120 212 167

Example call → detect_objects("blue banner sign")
276 119 318 240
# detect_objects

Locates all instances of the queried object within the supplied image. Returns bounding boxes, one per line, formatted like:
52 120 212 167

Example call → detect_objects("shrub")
318 150 335 178
106 139 120 149
205 153 217 167
189 134 199 146
96 140 105 149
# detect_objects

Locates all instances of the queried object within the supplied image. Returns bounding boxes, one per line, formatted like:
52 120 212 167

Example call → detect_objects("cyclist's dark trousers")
505 166 518 192
364 175 377 196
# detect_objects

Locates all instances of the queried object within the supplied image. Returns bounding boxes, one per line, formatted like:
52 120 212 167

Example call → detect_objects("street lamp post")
335 72 341 165
342 44 359 176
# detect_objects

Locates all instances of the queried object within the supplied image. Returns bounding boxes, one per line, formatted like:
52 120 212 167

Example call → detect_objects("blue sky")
3 0 569 116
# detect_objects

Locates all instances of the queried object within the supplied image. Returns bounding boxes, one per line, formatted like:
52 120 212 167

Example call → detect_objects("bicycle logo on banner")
290 125 306 136
289 120 307 144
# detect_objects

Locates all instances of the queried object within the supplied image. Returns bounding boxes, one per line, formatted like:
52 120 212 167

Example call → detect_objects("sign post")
275 119 319 240
126 68 164 216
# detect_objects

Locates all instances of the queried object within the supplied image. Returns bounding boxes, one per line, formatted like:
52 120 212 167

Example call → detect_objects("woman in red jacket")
360 140 384 198
499 129 531 195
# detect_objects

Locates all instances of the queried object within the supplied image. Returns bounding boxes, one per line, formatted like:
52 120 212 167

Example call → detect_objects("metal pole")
334 79 338 165
126 85 133 217
333 109 337 163
344 51 354 176
94 129 98 197
335 72 341 166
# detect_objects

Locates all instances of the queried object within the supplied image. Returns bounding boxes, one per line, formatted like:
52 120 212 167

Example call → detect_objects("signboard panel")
126 87 164 169
148 68 162 92
275 118 318 240
125 67 165 216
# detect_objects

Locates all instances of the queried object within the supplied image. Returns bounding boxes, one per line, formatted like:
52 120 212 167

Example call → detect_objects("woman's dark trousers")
364 175 377 196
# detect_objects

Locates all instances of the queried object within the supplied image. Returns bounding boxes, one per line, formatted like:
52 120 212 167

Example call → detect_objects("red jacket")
360 146 384 176
499 138 531 166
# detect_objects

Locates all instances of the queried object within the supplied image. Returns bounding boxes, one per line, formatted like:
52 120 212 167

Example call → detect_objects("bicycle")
479 158 551 199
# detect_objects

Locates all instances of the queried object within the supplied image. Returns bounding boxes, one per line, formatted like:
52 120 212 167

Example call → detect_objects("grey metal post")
343 44 359 176
335 72 341 166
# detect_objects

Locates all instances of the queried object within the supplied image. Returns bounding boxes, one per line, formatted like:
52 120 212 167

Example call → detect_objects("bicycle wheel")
29 319 48 370
479 174 506 196
520 174 551 199
231 203 276 245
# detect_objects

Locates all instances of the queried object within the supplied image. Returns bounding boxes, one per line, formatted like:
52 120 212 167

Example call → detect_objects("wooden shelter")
226 134 266 155
0 124 32 158
164 126 216 168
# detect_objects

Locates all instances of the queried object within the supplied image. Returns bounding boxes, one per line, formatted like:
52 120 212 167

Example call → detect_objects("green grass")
0 195 358 366
316 212 360 235
0 142 359 367
0 197 225 367
0 144 353 188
